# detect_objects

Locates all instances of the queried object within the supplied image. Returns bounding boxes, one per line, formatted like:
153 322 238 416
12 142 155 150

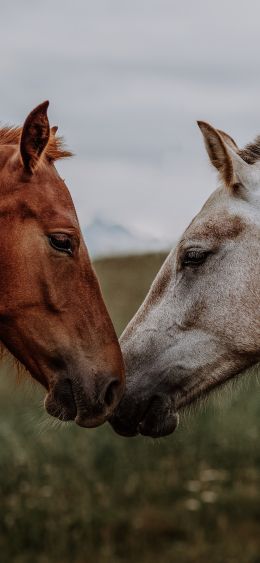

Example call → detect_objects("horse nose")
75 372 125 428
102 377 122 410
45 371 124 427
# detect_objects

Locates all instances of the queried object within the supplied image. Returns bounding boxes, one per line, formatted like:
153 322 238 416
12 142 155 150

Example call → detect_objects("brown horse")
0 101 124 427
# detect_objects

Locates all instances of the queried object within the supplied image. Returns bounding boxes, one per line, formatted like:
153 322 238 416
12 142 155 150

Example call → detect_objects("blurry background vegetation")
0 253 260 563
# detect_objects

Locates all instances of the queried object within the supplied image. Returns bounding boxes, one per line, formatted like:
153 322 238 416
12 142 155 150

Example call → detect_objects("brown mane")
0 125 73 162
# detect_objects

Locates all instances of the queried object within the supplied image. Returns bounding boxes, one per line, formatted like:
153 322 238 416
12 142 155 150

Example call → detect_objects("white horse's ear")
197 121 250 191
217 129 238 151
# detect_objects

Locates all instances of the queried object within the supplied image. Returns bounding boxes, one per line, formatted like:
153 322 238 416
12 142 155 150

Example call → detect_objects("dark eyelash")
182 249 211 267
48 234 73 256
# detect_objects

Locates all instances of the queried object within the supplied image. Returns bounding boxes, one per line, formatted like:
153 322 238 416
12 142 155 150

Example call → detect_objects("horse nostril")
104 379 121 409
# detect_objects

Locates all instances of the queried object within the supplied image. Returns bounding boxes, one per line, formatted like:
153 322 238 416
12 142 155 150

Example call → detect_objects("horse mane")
238 136 260 165
0 125 73 162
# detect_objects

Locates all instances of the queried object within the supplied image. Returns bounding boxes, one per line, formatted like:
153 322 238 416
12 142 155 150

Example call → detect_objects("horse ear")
217 129 238 151
20 101 50 173
197 121 249 190
197 121 234 187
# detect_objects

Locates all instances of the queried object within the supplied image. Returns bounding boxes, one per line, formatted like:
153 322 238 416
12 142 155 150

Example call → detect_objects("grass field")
0 253 260 563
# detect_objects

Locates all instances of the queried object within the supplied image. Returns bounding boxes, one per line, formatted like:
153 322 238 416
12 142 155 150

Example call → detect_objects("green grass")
0 253 260 563
94 252 166 335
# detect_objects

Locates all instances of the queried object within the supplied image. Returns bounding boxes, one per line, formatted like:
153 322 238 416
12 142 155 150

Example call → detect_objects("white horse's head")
111 122 260 438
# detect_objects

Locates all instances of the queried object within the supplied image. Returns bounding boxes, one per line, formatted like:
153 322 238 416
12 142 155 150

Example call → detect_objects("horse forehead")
17 199 78 228
184 191 247 242
25 166 77 219
186 212 246 242
0 165 79 227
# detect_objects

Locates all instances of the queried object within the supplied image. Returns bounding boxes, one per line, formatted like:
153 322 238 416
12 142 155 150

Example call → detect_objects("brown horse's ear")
197 121 235 188
20 101 50 173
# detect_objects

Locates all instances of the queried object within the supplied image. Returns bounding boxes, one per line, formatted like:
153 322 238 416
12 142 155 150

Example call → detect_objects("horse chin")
44 377 79 422
75 413 108 428
44 389 77 422
138 395 179 438
138 417 178 438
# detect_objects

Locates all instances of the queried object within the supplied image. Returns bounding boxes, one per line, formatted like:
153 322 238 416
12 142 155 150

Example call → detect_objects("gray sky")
1 0 260 240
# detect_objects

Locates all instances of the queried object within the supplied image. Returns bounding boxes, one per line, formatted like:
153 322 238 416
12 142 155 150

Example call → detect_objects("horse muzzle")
44 372 125 428
110 393 179 438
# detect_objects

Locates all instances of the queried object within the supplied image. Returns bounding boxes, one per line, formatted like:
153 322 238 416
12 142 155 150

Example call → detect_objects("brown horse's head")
0 101 124 427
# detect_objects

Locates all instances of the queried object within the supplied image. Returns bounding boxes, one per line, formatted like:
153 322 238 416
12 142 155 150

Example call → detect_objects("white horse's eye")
182 249 210 267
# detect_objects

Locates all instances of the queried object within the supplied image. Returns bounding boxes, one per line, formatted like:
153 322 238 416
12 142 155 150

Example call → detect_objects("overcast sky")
1 0 260 241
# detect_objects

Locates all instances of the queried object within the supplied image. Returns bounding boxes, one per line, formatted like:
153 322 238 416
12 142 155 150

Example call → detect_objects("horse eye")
48 234 73 256
182 249 210 267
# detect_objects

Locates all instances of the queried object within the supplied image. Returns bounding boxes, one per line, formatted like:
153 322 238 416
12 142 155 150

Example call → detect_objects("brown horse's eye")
182 249 211 267
48 234 73 256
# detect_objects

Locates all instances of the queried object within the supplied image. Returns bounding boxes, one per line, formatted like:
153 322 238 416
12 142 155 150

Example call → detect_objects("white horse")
111 122 260 438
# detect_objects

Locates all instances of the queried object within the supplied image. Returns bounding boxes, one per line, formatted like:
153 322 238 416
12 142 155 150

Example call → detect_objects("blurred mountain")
84 217 168 258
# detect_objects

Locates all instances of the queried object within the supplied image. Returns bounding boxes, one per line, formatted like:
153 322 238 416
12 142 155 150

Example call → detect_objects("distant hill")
84 217 169 258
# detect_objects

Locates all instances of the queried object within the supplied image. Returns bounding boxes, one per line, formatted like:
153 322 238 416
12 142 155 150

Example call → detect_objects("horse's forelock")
0 126 73 162
238 136 260 165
